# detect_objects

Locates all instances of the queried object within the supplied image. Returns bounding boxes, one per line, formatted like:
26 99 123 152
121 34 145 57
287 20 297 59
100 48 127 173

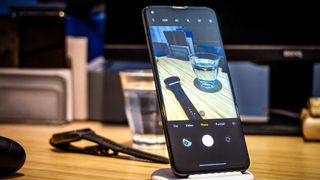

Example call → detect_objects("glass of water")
119 70 165 149
189 52 222 93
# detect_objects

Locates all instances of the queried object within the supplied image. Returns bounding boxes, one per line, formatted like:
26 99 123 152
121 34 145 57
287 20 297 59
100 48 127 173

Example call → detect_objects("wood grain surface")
1 121 320 179
157 56 237 120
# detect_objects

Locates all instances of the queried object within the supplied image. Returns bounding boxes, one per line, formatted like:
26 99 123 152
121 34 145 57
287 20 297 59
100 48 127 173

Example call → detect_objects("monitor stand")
151 168 253 180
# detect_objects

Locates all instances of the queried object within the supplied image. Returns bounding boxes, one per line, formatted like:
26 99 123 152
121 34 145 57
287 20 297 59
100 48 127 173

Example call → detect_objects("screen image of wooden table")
157 56 237 121
1 121 320 179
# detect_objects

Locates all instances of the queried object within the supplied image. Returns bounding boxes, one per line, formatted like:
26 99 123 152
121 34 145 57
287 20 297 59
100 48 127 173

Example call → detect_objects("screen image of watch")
50 128 169 164
164 76 203 120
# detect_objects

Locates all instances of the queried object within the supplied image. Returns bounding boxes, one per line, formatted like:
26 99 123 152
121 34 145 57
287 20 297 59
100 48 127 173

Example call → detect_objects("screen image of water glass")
190 52 222 93
120 70 165 149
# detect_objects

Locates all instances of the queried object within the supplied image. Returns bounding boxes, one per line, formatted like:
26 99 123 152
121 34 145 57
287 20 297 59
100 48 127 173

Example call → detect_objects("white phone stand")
151 168 253 180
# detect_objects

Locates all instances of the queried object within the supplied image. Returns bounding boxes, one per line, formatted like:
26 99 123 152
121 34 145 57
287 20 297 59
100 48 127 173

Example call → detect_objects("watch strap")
164 76 203 120
82 133 169 164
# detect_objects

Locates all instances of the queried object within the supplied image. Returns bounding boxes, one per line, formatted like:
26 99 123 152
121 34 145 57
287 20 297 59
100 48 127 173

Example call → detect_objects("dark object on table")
50 128 169 164
0 136 26 177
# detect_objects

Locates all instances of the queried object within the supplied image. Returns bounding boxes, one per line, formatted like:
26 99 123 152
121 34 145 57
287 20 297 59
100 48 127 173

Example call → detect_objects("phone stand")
151 168 253 180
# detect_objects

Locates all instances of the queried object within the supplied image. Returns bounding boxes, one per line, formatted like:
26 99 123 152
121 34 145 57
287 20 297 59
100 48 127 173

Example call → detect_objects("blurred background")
0 0 320 135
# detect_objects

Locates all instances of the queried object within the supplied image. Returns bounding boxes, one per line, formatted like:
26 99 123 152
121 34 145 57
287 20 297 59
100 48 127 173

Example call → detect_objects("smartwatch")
164 76 203 120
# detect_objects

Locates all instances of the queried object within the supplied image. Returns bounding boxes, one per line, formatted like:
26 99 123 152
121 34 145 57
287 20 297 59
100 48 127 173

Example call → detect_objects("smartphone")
142 6 250 177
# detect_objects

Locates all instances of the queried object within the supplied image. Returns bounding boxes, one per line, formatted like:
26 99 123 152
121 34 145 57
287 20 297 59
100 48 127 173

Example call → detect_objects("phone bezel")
142 6 250 176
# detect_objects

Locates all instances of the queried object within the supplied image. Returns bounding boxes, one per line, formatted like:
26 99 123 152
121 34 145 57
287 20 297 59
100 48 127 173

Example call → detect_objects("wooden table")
1 121 320 179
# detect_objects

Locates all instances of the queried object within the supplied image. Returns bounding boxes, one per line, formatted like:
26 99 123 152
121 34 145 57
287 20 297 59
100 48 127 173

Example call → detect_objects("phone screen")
143 6 249 174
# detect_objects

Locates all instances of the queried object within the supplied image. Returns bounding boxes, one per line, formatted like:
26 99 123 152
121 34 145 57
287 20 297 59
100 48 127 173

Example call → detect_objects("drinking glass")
190 52 222 92
119 70 165 149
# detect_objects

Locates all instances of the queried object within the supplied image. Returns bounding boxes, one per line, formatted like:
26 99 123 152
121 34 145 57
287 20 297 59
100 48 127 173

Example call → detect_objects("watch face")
144 6 249 175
